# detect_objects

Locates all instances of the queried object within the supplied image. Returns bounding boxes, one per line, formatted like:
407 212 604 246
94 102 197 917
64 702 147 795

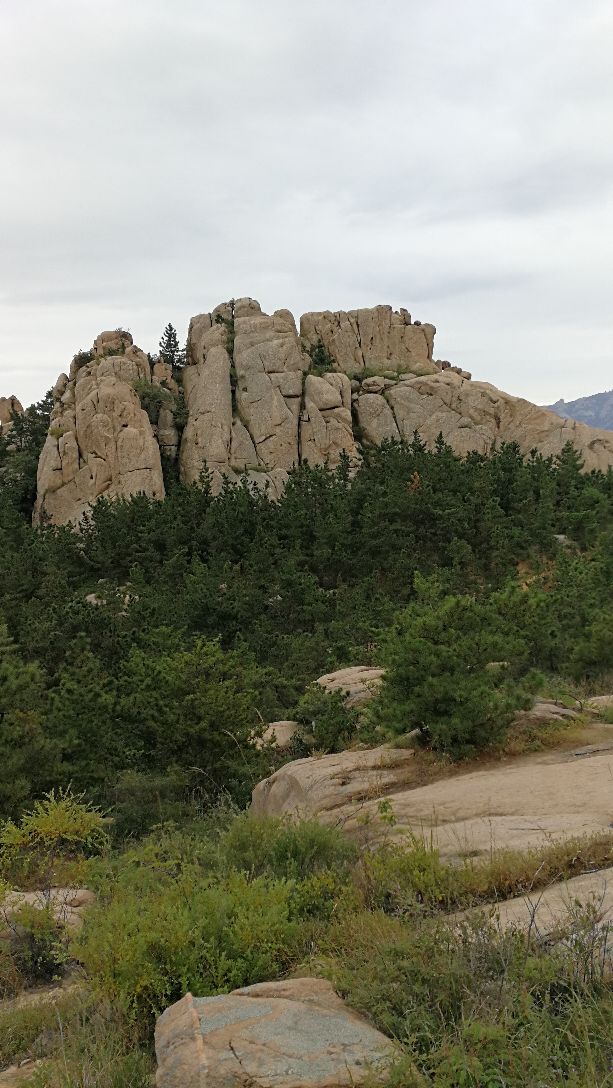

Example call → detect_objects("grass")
313 907 613 1087
0 992 152 1087
0 813 611 1086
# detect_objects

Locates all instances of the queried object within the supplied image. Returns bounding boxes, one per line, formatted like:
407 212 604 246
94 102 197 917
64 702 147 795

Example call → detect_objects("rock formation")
0 395 23 436
155 978 396 1088
33 332 164 526
251 712 613 860
33 299 613 525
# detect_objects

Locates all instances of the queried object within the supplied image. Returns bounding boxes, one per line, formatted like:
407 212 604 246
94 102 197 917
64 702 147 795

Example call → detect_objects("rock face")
300 305 438 377
0 395 23 435
33 333 165 525
34 299 613 524
155 978 396 1088
179 299 359 496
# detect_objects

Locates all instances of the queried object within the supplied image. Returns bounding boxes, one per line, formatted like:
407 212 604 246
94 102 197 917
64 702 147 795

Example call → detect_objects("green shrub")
219 814 357 881
357 836 454 916
307 339 336 375
0 790 109 890
107 768 202 842
372 579 535 757
294 685 359 753
8 903 67 983
132 379 173 425
74 870 307 1035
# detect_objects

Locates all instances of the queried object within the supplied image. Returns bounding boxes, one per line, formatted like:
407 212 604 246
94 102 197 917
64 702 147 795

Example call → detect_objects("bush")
294 685 359 753
373 580 535 757
219 814 357 881
132 379 173 425
7 902 66 983
357 836 454 916
0 790 109 890
307 339 336 375
74 870 306 1035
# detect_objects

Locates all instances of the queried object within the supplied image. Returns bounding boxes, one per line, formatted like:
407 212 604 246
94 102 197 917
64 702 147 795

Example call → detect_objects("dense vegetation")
1 385 613 1085
2 394 613 823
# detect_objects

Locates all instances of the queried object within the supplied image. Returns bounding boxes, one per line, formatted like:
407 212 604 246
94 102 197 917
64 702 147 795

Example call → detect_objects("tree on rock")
159 323 185 370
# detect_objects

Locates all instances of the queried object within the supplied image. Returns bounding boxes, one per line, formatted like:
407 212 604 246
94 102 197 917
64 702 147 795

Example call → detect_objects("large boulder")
251 745 416 823
155 978 396 1088
33 336 164 526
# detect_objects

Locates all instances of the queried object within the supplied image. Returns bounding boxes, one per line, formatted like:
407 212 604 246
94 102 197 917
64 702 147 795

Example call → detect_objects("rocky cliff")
33 299 613 525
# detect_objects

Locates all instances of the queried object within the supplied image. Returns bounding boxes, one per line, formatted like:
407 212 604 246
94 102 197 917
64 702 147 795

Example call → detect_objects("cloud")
1 0 612 406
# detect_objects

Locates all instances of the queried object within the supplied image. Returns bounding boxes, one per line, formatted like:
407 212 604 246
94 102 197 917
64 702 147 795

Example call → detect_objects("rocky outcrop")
251 745 417 824
33 333 164 526
460 866 613 935
34 299 613 524
300 305 439 377
380 373 613 470
155 978 396 1088
251 708 613 860
0 395 23 436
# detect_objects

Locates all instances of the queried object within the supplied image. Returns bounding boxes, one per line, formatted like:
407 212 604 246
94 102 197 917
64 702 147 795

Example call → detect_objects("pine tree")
158 323 185 370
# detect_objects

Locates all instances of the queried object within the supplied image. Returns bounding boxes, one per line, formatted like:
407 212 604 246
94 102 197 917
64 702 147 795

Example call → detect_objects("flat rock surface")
481 867 613 933
155 978 396 1088
252 735 613 860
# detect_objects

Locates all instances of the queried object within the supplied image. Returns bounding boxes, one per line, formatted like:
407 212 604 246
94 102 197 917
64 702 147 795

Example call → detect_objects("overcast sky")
1 0 612 408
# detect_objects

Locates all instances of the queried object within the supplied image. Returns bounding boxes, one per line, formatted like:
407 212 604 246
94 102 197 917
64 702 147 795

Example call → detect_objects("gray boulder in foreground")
155 977 396 1087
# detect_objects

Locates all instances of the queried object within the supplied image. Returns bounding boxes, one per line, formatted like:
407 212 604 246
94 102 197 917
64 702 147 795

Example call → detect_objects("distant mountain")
547 390 613 431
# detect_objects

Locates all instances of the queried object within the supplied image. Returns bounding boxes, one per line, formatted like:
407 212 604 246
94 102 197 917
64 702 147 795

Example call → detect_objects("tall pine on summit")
158 323 185 370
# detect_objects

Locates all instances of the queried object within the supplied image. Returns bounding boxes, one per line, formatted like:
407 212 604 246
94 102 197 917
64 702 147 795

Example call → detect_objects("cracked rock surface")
155 978 396 1088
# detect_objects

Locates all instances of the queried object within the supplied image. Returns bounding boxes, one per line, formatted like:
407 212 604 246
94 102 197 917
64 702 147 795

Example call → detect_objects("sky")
1 0 612 408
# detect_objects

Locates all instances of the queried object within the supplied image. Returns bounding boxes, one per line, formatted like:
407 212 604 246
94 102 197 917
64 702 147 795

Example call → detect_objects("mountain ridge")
546 389 613 431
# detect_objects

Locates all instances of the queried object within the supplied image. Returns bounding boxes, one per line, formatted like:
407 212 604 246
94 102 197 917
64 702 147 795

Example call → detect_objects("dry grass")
455 831 613 907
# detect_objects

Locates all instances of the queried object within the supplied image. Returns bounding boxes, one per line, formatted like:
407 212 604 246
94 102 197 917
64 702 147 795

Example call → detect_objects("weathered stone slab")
155 978 396 1088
